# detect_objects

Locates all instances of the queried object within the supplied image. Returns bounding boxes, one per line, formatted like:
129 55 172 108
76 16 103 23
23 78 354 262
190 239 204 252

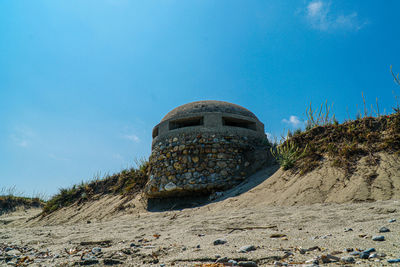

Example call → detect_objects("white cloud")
123 134 140 143
308 1 324 17
305 0 366 31
10 127 35 148
282 115 302 127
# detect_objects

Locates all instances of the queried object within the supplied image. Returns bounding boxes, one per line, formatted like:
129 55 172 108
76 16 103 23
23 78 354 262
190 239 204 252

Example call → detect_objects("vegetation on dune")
271 66 400 175
290 112 400 175
0 186 45 214
43 158 149 215
270 141 308 170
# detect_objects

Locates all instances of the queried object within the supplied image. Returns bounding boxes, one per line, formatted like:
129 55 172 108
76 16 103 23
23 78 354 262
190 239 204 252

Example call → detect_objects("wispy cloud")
48 153 70 161
282 115 302 128
10 127 35 148
122 134 140 143
305 0 367 31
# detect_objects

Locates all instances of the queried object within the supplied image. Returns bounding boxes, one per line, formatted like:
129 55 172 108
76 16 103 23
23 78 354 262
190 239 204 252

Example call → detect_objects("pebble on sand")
213 238 227 245
238 261 258 267
340 256 355 263
372 235 385 241
363 248 376 254
379 226 390 233
238 245 256 253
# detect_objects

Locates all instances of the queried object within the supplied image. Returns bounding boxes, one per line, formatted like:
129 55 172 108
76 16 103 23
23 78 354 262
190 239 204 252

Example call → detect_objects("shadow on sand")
146 164 279 212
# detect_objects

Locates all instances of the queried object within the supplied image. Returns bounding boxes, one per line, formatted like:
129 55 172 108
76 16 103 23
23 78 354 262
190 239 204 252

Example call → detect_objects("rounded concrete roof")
161 100 258 122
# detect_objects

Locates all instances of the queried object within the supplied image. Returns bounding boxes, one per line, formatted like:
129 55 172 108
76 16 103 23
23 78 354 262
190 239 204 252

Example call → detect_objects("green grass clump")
270 141 308 170
43 159 149 215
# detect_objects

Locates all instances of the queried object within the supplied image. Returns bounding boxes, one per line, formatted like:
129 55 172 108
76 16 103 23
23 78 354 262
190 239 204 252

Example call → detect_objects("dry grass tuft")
286 113 400 176
43 159 149 215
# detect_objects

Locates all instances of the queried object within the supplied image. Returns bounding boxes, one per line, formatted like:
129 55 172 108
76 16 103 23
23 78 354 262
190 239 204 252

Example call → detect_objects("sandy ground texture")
2 200 400 266
1 153 400 266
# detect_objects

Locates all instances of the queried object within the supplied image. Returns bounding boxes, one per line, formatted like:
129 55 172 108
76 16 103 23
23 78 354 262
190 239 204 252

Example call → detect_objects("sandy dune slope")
1 152 400 266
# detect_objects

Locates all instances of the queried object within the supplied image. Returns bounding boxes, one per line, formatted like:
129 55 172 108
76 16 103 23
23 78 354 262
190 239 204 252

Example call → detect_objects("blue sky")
1 1 400 196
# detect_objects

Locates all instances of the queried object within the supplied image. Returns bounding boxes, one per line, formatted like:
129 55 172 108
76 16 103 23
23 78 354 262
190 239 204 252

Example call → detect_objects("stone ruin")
144 100 271 198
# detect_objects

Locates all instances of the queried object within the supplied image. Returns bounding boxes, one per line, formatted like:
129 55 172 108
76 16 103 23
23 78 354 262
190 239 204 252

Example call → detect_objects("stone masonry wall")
144 132 269 198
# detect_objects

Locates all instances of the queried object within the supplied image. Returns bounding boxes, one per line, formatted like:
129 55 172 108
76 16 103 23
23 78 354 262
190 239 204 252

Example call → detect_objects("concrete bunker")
144 100 270 198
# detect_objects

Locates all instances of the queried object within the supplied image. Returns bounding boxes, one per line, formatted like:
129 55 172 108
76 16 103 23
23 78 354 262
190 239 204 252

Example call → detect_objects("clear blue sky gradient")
1 1 400 196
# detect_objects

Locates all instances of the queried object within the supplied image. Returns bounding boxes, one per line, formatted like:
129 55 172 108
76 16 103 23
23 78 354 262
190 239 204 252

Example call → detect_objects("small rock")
91 247 102 254
270 234 287 238
164 182 177 191
160 264 166 267
388 258 400 263
344 228 353 232
349 251 361 256
238 261 257 267
341 256 355 263
79 259 99 265
320 254 340 263
388 219 396 223
196 244 200 249
213 238 227 245
372 235 385 241
238 245 256 253
228 259 238 265
121 248 132 255
82 255 97 261
363 248 376 254
283 251 293 257
273 261 288 266
369 253 378 259
379 226 390 233
216 257 228 263
321 234 332 239
359 252 369 259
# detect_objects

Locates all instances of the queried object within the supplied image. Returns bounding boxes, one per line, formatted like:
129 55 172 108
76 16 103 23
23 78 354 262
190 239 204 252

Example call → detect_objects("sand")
1 152 400 266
